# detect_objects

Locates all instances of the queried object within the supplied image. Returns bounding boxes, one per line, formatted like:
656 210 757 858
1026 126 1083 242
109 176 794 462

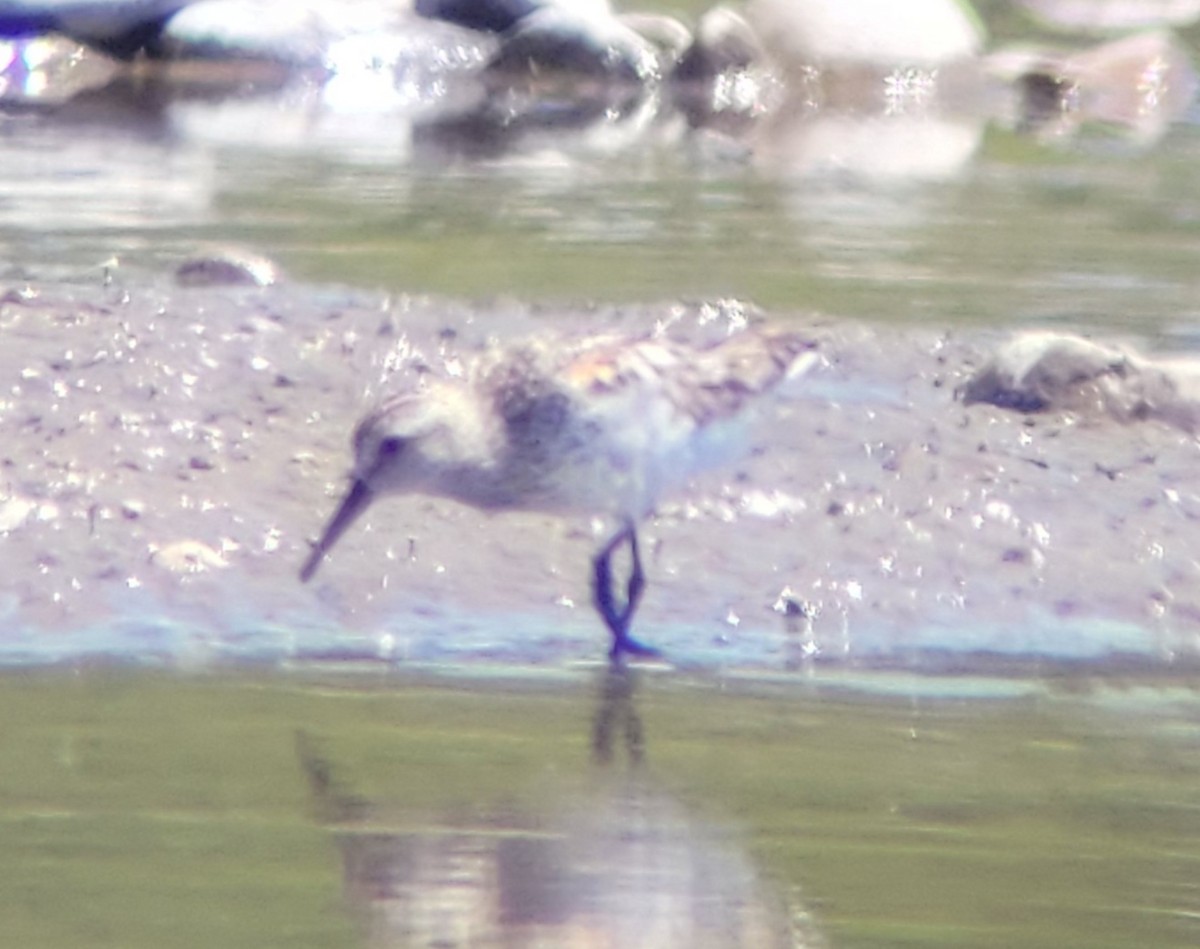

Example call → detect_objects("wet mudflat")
2 277 1198 669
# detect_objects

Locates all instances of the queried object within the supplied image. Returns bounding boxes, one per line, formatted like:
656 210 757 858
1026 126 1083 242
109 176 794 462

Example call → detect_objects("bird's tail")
769 331 821 383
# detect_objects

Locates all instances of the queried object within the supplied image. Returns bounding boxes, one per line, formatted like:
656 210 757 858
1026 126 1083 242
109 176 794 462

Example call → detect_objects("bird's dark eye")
378 436 405 458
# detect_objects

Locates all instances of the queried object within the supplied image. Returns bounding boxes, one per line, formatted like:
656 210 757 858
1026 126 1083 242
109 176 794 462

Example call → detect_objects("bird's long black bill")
299 479 374 583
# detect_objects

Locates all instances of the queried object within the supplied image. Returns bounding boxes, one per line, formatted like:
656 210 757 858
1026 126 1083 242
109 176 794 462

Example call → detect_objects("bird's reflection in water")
590 662 644 768
296 666 824 948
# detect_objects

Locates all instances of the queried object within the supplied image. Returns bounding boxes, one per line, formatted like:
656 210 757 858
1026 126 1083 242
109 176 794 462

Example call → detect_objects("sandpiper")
300 326 817 660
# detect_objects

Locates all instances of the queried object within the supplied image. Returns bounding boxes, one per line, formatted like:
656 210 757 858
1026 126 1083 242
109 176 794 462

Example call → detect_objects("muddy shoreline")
1 267 1198 672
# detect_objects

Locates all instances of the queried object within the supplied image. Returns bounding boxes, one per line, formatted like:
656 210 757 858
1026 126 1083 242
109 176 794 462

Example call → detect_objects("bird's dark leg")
592 522 658 661
592 526 630 635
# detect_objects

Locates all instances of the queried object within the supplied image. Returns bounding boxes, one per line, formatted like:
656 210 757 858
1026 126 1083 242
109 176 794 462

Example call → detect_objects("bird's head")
299 383 484 582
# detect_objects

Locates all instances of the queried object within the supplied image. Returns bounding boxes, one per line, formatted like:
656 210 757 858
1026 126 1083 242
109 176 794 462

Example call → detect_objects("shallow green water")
1 670 1196 948
248 131 1200 339
4 5 1200 344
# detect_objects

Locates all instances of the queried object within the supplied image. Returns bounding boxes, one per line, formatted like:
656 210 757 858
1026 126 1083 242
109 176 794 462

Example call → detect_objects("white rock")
746 0 984 67
961 331 1200 432
150 539 230 572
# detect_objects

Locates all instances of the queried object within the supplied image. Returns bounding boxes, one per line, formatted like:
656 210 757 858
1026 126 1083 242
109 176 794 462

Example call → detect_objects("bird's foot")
608 632 661 663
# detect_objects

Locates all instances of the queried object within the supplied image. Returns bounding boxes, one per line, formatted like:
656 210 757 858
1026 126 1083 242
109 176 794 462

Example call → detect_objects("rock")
1057 30 1196 137
150 539 230 572
618 11 691 68
176 250 279 287
0 0 203 58
989 30 1198 141
0 34 121 104
1014 0 1200 34
961 331 1200 431
416 0 546 35
0 494 38 533
155 0 334 64
962 332 1134 413
486 3 660 82
745 0 984 68
672 5 767 83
